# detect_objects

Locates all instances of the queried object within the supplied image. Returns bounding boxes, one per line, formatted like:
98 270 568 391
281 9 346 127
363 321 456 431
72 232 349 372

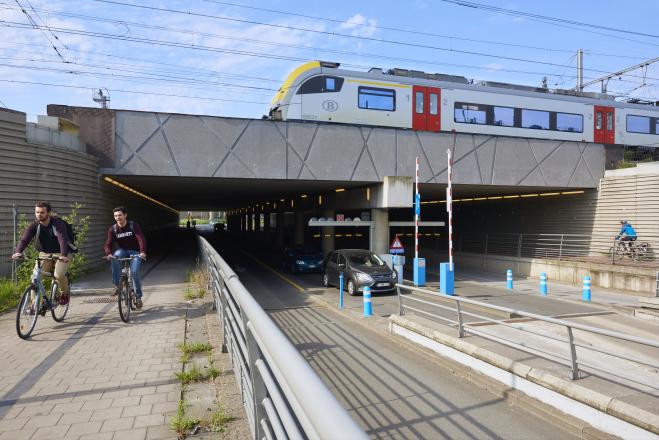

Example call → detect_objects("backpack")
36 219 78 254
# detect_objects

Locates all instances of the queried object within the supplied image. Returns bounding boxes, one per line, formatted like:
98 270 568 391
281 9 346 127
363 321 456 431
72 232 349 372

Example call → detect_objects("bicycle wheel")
118 277 131 323
50 280 69 322
16 285 39 339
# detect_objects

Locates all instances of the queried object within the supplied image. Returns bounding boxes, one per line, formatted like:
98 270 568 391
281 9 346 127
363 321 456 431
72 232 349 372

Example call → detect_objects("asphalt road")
203 228 578 439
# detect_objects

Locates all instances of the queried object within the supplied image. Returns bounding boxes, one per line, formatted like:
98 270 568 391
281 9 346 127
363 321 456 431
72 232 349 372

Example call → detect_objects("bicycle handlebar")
104 255 146 262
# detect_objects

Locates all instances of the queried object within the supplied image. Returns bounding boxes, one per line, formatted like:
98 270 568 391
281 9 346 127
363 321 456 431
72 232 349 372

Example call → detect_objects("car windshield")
348 252 385 267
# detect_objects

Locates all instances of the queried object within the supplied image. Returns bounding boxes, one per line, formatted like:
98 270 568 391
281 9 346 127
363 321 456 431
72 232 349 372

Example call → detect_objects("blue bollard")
363 285 373 317
413 258 426 287
539 272 548 296
440 262 454 295
339 272 344 309
582 276 591 302
506 269 513 289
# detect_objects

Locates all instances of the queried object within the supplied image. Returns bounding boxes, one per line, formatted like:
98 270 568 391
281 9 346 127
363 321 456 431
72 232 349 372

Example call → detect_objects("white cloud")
338 14 378 38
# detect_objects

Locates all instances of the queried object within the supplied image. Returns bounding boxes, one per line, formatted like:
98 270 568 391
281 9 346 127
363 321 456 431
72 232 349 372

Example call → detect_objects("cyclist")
11 201 71 306
616 220 637 252
104 206 147 309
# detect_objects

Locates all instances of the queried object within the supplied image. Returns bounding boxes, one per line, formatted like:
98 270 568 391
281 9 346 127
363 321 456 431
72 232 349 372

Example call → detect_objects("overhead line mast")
577 56 659 93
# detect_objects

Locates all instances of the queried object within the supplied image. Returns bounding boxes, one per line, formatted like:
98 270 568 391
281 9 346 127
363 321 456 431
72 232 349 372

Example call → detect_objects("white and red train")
269 61 658 146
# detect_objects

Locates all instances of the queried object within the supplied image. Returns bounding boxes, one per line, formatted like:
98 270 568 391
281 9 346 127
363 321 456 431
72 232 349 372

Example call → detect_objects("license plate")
377 282 389 287
308 265 316 268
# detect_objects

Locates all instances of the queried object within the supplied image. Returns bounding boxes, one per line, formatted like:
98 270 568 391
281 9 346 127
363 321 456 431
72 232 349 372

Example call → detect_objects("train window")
358 87 395 111
494 107 514 126
521 109 549 130
556 113 583 132
297 76 344 94
606 113 613 131
429 93 438 115
626 115 650 134
596 112 602 129
656 119 659 134
454 104 486 124
415 91 424 114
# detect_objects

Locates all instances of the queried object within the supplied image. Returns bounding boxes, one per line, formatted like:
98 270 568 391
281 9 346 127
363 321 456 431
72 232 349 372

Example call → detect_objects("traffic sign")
390 235 405 254
336 213 345 221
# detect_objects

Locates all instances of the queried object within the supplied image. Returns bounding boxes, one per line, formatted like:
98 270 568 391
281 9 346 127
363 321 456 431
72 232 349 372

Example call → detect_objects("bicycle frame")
30 258 55 310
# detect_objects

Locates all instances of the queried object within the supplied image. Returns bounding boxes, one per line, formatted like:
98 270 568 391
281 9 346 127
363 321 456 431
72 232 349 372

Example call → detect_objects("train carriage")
269 61 659 148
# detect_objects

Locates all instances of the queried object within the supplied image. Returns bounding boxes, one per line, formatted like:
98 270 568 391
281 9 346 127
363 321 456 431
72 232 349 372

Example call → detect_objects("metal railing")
457 232 658 264
396 284 659 384
198 237 366 440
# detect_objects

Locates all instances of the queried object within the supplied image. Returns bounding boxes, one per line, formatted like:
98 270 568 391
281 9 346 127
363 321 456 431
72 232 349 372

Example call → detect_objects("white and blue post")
363 285 373 317
582 276 591 302
506 269 513 289
440 148 455 295
339 272 344 309
413 157 426 287
539 272 548 296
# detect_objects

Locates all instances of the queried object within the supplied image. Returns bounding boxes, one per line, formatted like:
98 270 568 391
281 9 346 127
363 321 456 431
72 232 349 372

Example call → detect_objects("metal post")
517 234 523 258
558 234 564 260
576 49 584 92
12 204 17 283
611 237 617 265
566 326 580 380
447 148 453 271
582 276 591 302
339 272 344 309
456 301 465 338
655 271 658 298
363 286 373 317
415 156 419 262
396 285 404 316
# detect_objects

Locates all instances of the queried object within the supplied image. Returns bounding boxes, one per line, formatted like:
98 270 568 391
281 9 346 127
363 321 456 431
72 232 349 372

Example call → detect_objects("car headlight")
354 272 374 283
295 260 305 265
392 271 397 279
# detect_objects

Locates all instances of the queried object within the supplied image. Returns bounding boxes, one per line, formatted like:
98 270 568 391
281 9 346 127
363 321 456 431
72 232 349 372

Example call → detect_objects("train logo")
322 100 339 112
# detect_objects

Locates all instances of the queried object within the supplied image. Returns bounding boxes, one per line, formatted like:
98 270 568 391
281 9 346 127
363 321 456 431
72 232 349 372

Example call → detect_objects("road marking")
240 250 305 293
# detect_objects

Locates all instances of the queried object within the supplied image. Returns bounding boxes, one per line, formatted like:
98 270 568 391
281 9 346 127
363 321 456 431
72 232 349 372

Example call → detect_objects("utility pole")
576 49 584 92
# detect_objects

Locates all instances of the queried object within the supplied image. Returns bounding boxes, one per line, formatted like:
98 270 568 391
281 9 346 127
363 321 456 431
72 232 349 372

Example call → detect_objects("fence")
198 237 366 440
457 232 658 264
396 284 659 385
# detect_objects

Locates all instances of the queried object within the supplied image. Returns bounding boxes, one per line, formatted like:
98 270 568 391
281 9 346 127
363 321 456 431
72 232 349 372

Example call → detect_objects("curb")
390 314 659 438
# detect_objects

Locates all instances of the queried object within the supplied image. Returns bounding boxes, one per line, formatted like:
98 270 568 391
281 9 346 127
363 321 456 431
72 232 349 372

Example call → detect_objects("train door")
412 86 441 132
594 106 615 143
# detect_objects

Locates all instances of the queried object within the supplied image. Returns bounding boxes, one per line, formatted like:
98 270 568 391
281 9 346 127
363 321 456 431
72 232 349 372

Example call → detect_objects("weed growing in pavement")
184 286 206 300
170 399 199 439
204 405 236 433
175 363 205 384
178 342 212 355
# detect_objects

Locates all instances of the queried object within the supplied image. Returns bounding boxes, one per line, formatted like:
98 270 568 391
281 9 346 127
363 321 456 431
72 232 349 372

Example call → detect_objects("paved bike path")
0 250 193 440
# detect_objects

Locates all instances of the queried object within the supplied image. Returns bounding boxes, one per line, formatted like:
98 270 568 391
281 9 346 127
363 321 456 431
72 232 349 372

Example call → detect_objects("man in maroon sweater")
104 206 147 309
12 201 71 305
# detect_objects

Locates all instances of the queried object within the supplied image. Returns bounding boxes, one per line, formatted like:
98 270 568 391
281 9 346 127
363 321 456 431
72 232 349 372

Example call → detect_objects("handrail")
199 237 366 440
396 283 659 382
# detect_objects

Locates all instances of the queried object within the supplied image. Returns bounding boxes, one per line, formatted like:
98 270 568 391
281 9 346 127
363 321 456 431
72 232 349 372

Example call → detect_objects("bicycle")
609 238 650 262
15 255 70 339
108 255 144 323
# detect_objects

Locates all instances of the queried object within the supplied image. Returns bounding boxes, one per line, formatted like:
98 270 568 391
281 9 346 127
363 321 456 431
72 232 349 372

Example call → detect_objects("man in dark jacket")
104 206 147 308
12 201 71 305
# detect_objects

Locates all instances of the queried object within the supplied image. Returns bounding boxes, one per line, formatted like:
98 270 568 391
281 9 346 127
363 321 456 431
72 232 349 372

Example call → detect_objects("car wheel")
322 273 329 287
347 279 357 296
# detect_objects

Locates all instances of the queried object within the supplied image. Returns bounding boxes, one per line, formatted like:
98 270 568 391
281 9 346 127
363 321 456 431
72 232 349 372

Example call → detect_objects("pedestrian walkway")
0 254 189 440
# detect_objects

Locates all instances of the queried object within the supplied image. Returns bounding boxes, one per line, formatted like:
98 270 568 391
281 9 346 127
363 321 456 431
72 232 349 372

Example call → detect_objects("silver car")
322 249 397 295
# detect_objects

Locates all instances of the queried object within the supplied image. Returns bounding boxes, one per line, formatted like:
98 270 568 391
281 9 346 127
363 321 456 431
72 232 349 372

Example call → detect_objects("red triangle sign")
390 236 404 250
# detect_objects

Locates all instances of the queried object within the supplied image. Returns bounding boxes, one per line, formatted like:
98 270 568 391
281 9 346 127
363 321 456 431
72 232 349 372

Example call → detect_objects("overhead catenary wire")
80 0 658 80
13 0 66 61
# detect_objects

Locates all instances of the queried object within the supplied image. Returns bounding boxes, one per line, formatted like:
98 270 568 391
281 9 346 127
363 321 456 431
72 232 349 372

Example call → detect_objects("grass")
204 406 235 433
178 342 212 357
175 363 206 384
0 279 21 313
170 400 199 439
184 287 206 300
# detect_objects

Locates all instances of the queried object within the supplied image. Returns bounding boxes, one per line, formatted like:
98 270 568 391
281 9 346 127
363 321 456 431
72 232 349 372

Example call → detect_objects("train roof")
306 61 658 112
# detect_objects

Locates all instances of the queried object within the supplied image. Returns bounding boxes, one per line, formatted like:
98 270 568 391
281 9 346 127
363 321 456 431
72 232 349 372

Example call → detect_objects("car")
283 245 323 273
321 249 397 296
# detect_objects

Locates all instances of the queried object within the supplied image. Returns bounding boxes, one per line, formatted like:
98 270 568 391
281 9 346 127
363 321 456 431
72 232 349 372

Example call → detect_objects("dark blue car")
283 245 324 273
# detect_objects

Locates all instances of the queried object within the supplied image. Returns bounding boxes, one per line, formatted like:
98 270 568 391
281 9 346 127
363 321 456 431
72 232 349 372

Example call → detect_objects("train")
269 61 659 146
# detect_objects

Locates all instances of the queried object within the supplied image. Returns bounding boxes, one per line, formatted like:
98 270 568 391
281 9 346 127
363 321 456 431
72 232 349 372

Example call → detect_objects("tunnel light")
366 188 370 201
318 195 322 205
280 198 285 202
461 198 473 202
103 177 178 214
335 188 345 192
301 194 307 198
487 196 502 200
561 190 585 195
291 199 294 208
540 192 560 196
521 194 539 198
503 195 519 199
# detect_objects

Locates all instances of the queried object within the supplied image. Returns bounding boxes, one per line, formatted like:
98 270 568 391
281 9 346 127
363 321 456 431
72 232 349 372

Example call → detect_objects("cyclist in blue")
616 220 637 251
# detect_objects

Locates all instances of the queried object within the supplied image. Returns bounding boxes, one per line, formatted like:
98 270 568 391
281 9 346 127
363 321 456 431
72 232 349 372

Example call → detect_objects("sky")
0 0 657 121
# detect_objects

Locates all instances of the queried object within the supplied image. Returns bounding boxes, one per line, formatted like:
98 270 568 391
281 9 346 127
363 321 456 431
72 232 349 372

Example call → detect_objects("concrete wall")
48 106 605 188
0 108 178 278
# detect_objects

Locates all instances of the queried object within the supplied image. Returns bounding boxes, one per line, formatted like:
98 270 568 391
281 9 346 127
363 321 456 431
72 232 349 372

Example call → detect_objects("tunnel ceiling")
106 175 575 212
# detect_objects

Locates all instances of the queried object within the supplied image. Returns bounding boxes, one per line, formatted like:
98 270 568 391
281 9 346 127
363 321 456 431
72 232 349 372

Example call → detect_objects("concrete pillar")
372 208 389 255
247 213 253 232
263 211 271 235
240 214 245 232
276 211 285 248
294 211 305 245
321 209 335 256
